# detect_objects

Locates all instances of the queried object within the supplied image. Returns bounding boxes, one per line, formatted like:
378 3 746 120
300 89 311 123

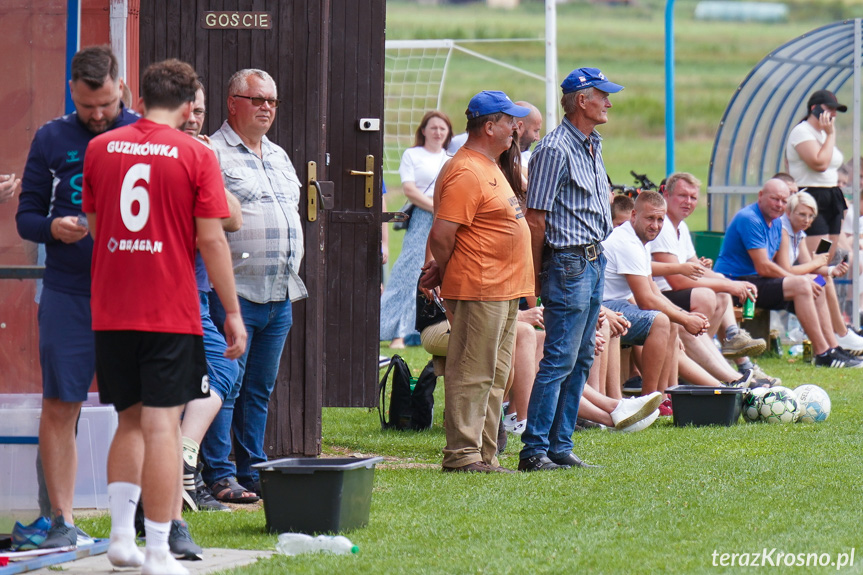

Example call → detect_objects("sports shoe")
576 417 608 430
38 514 76 549
169 519 203 561
725 368 755 388
721 329 767 358
143 548 190 575
181 461 198 512
836 329 863 356
609 391 662 429
658 398 673 416
75 525 95 547
193 470 230 511
11 516 51 550
814 347 863 368
751 365 780 387
502 412 518 432
619 409 659 432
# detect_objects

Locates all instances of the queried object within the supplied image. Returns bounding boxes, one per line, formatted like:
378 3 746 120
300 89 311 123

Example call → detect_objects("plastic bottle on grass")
276 533 359 556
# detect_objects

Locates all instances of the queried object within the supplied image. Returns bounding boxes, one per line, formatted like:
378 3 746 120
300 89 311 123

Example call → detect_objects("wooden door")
139 0 386 453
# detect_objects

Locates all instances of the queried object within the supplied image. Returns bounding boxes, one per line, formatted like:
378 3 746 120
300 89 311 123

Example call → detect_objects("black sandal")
209 477 260 504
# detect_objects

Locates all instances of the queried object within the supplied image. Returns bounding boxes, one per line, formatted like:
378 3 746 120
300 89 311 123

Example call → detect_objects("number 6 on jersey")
120 163 151 232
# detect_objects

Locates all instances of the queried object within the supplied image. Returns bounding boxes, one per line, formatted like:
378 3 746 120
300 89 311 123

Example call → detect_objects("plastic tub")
253 457 383 534
666 385 744 427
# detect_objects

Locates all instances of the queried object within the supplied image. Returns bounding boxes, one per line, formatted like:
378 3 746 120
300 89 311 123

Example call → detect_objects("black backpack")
378 355 437 431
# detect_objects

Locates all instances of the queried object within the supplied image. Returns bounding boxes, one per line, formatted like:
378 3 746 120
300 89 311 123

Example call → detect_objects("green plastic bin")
691 231 725 263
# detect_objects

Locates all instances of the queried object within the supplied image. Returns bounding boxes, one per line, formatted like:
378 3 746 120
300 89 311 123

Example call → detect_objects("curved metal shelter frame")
708 19 863 325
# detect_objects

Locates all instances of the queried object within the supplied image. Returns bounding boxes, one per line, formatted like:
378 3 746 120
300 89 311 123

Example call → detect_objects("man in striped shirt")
519 68 631 472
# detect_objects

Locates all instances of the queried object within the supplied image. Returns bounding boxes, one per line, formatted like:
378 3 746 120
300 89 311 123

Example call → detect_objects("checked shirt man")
519 68 623 472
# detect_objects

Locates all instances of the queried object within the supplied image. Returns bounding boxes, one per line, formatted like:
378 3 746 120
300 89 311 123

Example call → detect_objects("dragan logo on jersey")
107 237 164 255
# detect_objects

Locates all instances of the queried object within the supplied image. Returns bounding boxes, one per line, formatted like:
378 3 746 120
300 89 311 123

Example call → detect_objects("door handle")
307 161 334 222
348 155 375 208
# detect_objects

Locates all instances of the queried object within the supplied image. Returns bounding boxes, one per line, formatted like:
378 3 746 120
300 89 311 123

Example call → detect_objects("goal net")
384 39 548 176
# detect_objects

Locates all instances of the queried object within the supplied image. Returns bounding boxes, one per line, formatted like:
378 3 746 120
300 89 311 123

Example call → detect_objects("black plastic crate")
666 385 744 427
252 457 383 534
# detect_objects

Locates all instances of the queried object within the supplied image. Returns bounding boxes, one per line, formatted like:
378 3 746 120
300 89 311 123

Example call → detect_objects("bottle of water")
788 344 804 357
276 533 359 556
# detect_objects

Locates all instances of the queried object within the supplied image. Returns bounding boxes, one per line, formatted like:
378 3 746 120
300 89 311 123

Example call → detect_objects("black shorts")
661 289 693 311
731 275 791 312
801 186 846 236
95 331 208 412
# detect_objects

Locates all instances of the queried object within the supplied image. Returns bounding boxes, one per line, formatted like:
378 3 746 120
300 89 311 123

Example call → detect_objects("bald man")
515 101 542 166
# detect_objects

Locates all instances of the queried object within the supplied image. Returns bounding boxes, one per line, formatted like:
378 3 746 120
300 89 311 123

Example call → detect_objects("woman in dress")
381 111 452 348
785 90 848 261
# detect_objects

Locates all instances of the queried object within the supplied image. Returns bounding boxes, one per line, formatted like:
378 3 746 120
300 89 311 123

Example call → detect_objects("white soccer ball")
793 384 832 423
742 387 770 423
758 386 799 424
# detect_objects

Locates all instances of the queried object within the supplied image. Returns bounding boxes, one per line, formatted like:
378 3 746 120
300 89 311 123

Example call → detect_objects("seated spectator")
714 178 862 368
611 194 634 228
772 172 799 195
779 191 860 352
649 172 777 387
602 192 744 397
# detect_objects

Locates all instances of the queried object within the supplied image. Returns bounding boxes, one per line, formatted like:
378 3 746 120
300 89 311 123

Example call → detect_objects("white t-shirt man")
786 121 844 187
398 146 449 196
602 220 652 302
648 216 696 291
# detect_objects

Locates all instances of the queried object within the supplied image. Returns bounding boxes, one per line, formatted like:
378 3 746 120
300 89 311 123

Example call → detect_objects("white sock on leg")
142 518 188 575
107 482 144 567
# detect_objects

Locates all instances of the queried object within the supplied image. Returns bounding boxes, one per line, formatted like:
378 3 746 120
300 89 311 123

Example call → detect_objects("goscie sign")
202 12 272 30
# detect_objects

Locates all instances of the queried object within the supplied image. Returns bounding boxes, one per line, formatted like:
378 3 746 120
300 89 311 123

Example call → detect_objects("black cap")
807 90 847 113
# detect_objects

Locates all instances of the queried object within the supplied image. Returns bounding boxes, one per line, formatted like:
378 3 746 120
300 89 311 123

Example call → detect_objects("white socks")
107 481 144 567
182 436 200 468
142 518 188 575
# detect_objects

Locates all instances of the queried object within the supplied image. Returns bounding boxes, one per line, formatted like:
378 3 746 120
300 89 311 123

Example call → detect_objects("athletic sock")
737 359 754 372
143 518 171 552
108 482 141 536
725 325 740 341
181 437 200 469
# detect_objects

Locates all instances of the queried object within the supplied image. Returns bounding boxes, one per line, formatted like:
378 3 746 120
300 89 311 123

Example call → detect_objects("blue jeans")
520 251 605 460
200 291 239 401
201 294 292 486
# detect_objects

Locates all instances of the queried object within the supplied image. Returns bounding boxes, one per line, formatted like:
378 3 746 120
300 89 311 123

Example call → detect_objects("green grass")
76 352 863 574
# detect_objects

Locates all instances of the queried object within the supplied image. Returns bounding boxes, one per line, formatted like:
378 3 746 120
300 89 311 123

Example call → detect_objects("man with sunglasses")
202 69 307 502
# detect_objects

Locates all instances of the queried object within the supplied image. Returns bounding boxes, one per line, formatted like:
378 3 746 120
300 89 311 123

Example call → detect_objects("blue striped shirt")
526 117 612 247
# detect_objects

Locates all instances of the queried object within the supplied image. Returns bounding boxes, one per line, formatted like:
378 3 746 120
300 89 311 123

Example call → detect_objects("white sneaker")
836 329 863 355
509 419 526 436
107 532 144 568
502 412 518 432
619 409 659 433
142 548 189 575
610 391 663 429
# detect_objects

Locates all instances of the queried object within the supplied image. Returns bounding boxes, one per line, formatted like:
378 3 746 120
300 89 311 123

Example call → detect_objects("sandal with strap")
209 477 260 504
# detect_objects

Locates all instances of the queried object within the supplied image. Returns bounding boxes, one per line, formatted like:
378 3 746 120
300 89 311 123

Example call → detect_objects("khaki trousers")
442 299 518 469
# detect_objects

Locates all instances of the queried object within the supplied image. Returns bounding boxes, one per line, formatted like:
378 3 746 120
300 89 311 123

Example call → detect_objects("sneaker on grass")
750 365 780 387
658 398 673 417
619 409 659 432
169 519 203 561
814 347 863 368
11 516 51 550
721 329 766 358
609 391 662 429
725 368 755 388
835 329 863 356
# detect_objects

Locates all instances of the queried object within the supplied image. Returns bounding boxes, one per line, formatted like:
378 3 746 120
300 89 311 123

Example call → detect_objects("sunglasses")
232 94 280 108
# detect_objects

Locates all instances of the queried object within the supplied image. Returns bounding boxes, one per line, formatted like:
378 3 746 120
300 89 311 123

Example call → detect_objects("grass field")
76 352 863 574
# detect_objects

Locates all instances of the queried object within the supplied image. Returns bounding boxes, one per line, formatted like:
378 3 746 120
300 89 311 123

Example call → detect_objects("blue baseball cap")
561 67 624 95
466 91 531 119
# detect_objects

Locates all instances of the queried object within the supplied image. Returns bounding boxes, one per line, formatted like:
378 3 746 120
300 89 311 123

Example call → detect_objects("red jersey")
82 119 229 334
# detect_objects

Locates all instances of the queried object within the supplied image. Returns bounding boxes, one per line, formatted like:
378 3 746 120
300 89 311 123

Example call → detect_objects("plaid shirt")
527 116 612 248
210 121 307 303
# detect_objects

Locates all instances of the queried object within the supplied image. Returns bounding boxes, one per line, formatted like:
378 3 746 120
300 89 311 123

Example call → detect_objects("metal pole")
852 19 861 329
664 0 676 176
65 0 81 114
545 0 558 129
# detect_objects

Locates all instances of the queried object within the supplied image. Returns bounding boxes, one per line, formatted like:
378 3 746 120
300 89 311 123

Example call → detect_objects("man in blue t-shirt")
715 178 861 368
15 46 139 547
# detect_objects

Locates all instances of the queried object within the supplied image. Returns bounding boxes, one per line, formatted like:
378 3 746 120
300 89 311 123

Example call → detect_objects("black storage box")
666 385 744 427
252 457 383 534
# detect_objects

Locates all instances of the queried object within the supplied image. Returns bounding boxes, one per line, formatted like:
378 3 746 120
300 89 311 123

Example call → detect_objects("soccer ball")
742 387 770 423
793 384 831 423
758 386 799 424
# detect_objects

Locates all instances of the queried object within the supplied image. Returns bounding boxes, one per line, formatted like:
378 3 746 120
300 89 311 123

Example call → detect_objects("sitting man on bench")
714 178 863 368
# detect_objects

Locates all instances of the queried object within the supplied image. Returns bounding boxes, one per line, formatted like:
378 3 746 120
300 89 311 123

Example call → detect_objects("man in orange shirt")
429 91 533 473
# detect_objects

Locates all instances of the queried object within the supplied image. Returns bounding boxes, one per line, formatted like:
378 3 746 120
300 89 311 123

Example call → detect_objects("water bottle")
276 533 359 556
788 344 803 357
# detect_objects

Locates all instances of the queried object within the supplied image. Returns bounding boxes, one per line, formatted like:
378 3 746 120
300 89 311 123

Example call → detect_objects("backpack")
378 355 437 431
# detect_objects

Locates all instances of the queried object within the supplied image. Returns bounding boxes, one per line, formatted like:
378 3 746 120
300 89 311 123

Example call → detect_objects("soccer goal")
384 36 556 176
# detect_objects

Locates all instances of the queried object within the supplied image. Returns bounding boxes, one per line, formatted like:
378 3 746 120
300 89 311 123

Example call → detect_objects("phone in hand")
815 239 832 254
812 105 827 118
842 253 849 264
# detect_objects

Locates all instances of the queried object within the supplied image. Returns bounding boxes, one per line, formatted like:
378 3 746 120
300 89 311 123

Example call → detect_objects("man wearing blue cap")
519 67 627 472
428 90 534 473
